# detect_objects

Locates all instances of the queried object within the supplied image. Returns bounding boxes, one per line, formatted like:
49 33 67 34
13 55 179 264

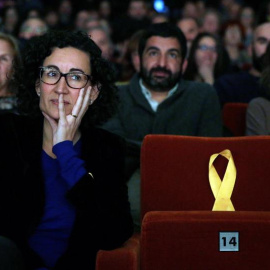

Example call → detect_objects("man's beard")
140 66 181 92
252 49 266 73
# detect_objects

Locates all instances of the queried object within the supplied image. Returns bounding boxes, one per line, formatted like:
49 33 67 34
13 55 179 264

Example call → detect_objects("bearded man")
102 23 222 230
214 22 270 107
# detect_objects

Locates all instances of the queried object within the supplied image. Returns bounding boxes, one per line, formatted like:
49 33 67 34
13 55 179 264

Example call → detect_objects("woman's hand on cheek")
43 86 92 146
198 64 215 85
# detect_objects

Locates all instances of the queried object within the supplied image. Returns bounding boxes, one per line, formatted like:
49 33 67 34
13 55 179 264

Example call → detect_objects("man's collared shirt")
139 79 178 112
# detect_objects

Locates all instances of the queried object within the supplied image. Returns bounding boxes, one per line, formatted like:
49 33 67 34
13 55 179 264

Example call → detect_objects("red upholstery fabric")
222 103 248 136
96 233 140 270
141 211 270 270
97 135 270 270
141 135 270 218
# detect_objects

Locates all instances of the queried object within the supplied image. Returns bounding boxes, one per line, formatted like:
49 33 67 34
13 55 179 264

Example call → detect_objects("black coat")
0 113 133 270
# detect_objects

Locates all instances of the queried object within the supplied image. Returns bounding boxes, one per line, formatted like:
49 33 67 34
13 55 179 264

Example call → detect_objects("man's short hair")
138 22 187 60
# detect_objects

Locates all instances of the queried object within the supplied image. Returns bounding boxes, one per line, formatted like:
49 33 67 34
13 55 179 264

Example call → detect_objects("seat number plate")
219 232 239 251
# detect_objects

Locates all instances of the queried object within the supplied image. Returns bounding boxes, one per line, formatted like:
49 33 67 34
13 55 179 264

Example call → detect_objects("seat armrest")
96 233 140 270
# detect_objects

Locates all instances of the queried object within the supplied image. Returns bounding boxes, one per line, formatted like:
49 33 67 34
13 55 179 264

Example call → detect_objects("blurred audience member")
176 17 199 55
0 6 20 36
88 25 113 60
86 17 101 29
19 17 48 49
23 6 43 19
240 6 255 49
221 20 251 71
196 0 206 18
214 22 270 107
218 0 236 22
58 0 73 29
119 29 145 82
151 13 169 24
200 8 221 36
184 32 230 85
112 0 150 44
19 17 47 40
182 1 198 19
227 1 242 20
0 33 20 114
246 43 270 135
98 0 112 20
74 9 90 31
44 8 60 30
128 0 148 20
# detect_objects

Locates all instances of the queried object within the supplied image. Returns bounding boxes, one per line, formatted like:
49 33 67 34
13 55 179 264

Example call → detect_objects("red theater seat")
97 135 270 269
140 135 270 270
222 102 248 136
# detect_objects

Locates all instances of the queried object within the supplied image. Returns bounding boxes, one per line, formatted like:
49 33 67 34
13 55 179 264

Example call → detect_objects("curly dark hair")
184 32 230 81
15 30 118 128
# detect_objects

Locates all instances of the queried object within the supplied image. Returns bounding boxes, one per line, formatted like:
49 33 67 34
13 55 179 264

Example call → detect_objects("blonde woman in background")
0 32 21 114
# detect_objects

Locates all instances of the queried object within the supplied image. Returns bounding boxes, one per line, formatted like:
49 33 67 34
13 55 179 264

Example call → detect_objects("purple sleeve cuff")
53 141 87 189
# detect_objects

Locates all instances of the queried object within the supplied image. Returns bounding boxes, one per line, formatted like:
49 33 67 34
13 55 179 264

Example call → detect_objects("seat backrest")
223 102 248 136
141 135 270 218
141 211 270 270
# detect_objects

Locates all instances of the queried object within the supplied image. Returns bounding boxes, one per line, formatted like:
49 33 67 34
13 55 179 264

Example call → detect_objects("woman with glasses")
0 30 133 270
184 32 230 85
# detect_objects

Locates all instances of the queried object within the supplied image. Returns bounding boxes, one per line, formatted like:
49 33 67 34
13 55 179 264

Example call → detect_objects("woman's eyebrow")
69 68 85 73
45 65 59 70
44 66 86 73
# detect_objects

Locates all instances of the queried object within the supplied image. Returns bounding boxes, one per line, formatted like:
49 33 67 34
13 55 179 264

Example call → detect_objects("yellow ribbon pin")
209 149 236 211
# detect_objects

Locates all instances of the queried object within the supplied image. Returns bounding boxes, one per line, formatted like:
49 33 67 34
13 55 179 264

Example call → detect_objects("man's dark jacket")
104 74 222 145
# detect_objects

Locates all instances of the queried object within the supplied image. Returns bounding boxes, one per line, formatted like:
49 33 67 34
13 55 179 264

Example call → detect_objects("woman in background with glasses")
184 32 230 85
0 30 133 270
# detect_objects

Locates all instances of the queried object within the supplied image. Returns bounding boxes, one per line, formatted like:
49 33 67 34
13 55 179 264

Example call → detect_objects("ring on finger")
71 114 78 118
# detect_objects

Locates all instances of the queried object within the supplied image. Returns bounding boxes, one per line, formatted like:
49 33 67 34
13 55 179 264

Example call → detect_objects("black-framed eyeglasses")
39 66 92 89
197 44 217 52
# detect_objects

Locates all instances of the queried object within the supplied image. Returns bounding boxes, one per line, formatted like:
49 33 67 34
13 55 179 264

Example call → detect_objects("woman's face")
240 7 254 28
195 36 217 68
36 47 91 120
202 13 219 35
224 25 242 46
0 39 14 94
5 8 18 26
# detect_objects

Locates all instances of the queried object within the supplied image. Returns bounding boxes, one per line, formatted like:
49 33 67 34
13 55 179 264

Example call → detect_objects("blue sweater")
28 140 86 269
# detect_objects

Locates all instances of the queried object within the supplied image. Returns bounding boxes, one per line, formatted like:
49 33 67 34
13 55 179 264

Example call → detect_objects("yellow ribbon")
209 149 236 211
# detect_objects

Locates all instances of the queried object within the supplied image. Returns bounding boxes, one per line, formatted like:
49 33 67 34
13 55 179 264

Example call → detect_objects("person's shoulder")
84 127 125 150
116 75 140 99
88 128 127 163
249 97 270 108
215 71 253 84
0 113 43 147
181 80 216 95
117 83 130 93
0 113 29 129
